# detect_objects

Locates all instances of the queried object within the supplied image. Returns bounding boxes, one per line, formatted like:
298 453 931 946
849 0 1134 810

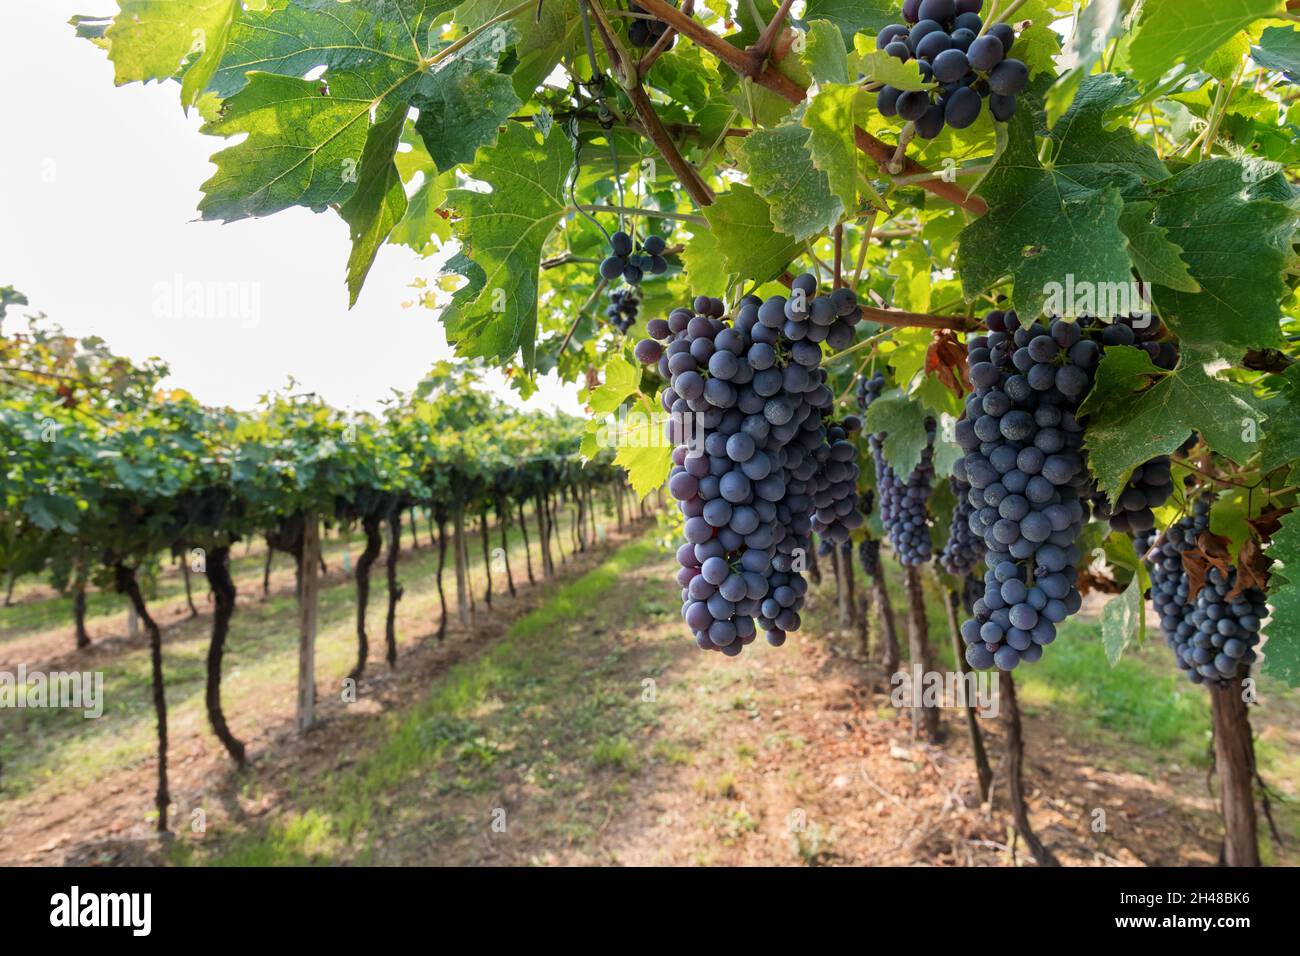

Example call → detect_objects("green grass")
188 533 663 865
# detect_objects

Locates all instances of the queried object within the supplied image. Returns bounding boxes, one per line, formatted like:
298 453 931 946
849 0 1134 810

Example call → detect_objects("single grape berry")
915 104 946 139
897 90 931 121
968 35 1004 71
989 92 1016 121
989 59 1028 95
933 48 970 83
944 86 982 128
611 231 633 257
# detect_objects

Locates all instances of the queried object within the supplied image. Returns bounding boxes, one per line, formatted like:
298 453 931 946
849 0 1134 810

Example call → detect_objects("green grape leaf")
1259 365 1300 474
455 0 578 100
804 83 884 219
1149 159 1297 351
801 0 895 45
1047 0 1135 125
740 123 843 242
105 0 240 108
199 70 385 220
1082 346 1267 500
1252 25 1300 81
1263 507 1300 686
586 355 642 416
1128 0 1282 86
209 0 452 98
701 185 803 287
800 18 849 86
855 49 934 92
388 173 452 254
1050 74 1169 199
1117 201 1199 293
21 493 82 534
1009 1 1072 78
1101 558 1150 665
958 83 1143 319
863 388 928 480
614 395 673 500
441 122 571 369
339 104 409 306
412 23 523 172
681 223 731 297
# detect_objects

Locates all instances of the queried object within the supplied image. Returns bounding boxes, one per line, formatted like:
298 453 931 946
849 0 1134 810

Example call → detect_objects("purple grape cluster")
1090 455 1173 534
939 476 983 577
810 415 866 545
627 3 674 49
858 537 882 578
875 0 1027 138
633 276 865 655
606 287 639 334
1139 503 1266 685
601 231 668 286
859 372 937 566
955 309 1092 670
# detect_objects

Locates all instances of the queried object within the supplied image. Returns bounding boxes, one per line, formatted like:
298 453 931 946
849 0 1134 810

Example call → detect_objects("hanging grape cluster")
858 371 937 566
874 0 1027 138
1138 503 1267 686
601 231 668 286
634 275 865 654
605 288 639 334
939 476 983 577
627 3 674 49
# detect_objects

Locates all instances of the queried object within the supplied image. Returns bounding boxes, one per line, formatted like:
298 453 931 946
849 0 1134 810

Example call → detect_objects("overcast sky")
0 0 582 417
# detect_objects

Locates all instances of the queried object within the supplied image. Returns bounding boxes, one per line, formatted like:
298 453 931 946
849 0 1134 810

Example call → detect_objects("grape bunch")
875 0 1027 138
1089 455 1173 534
858 537 882 579
810 415 866 545
605 288 639 334
1139 504 1266 685
859 374 937 566
955 309 1091 670
627 3 674 49
633 275 865 654
600 231 668 286
939 476 983 577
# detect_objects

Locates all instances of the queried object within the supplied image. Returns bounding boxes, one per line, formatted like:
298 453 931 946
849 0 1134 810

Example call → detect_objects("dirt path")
4 529 1293 866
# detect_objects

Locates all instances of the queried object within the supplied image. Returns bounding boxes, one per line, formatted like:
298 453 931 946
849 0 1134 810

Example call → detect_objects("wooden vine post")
1211 679 1261 866
296 511 320 734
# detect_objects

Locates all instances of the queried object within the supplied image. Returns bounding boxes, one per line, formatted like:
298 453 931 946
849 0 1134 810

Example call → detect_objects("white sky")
0 0 583 417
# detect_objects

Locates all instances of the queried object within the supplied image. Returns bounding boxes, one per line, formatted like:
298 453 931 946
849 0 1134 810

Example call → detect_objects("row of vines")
0 297 638 831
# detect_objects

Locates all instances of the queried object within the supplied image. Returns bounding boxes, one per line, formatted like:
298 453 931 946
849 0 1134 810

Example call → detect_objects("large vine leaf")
1049 74 1169 199
1148 159 1298 351
412 23 522 172
803 83 882 219
104 0 241 108
339 104 409 305
1128 0 1283 86
800 0 895 45
958 121 1133 318
700 185 803 288
614 395 673 500
1081 346 1267 499
800 18 848 86
1117 201 1199 293
1253 25 1300 82
1264 507 1300 686
863 388 928 480
441 122 571 369
740 123 842 242
198 71 387 220
209 0 453 98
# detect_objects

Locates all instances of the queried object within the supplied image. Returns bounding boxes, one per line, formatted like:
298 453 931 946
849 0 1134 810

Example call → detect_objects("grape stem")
557 277 610 355
750 0 797 65
888 124 917 175
638 0 693 75
586 0 715 207
851 212 877 289
832 223 844 290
